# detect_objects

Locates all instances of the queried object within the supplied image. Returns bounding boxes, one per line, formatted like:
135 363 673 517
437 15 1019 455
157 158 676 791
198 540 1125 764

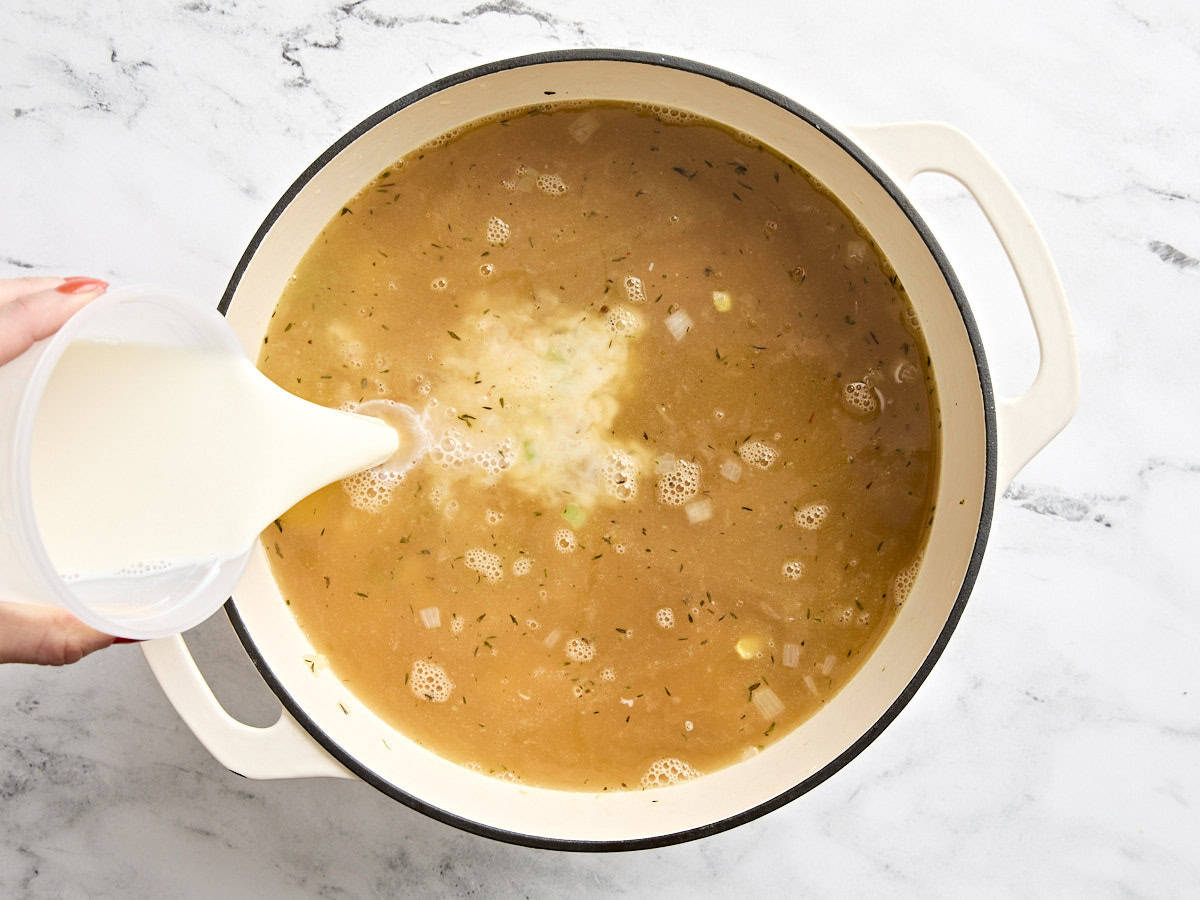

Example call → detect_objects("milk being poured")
31 340 406 581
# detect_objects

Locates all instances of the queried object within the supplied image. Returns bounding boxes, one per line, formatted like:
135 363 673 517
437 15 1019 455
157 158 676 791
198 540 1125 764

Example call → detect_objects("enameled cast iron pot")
143 51 1079 851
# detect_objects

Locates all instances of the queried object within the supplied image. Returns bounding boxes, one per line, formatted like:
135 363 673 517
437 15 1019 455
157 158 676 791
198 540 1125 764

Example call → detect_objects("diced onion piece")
568 112 599 144
782 643 801 668
543 628 562 649
719 459 742 482
419 606 441 629
665 309 694 341
752 686 785 720
820 654 836 676
685 498 713 524
803 674 819 696
712 290 732 312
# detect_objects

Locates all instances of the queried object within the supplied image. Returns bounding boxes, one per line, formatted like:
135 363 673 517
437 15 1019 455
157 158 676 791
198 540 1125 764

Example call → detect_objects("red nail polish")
56 277 109 295
111 637 143 644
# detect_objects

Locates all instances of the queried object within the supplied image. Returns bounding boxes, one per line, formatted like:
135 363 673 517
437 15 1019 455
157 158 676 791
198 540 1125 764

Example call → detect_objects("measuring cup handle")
847 122 1080 494
141 634 353 780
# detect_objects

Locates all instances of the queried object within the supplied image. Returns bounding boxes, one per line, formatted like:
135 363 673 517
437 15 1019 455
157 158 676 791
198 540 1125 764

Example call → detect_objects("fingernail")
111 637 144 644
56 277 109 295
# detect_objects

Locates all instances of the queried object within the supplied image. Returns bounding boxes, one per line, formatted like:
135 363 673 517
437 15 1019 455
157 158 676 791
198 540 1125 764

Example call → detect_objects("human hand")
0 275 123 664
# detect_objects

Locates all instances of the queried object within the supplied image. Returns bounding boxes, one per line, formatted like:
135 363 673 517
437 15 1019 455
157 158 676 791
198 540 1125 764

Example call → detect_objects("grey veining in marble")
2 0 1198 896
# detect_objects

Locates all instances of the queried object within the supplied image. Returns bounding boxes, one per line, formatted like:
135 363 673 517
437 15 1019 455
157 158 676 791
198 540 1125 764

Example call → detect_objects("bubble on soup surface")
892 556 921 607
485 508 503 525
565 637 595 662
553 528 578 553
601 448 639 501
341 467 403 512
450 613 464 634
903 306 922 333
430 277 448 291
738 440 778 470
640 757 701 789
655 607 675 629
463 547 503 583
512 556 532 576
600 667 615 681
842 381 879 416
794 503 829 530
410 660 454 703
781 559 806 581
472 439 515 478
485 216 510 245
479 263 495 277
429 428 472 469
605 306 642 338
536 173 567 195
644 104 700 124
623 275 647 304
656 458 701 506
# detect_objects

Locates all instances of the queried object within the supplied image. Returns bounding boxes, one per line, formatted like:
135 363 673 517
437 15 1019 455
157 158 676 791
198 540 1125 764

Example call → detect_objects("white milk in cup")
0 286 427 639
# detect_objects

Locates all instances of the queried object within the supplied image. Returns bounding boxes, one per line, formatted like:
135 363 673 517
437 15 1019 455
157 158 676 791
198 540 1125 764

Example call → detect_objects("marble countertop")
2 0 1197 896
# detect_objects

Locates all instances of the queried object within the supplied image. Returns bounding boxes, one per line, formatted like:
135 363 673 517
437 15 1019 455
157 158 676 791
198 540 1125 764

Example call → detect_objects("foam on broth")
257 102 939 791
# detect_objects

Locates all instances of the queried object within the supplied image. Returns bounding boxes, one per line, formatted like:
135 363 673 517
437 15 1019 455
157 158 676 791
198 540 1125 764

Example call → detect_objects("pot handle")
141 634 353 780
846 122 1080 492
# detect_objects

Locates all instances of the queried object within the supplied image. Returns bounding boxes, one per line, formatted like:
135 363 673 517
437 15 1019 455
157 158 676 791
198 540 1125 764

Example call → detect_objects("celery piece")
562 503 586 529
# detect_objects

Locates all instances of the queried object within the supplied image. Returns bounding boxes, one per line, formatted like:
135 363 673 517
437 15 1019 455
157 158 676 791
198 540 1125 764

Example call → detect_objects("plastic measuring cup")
1 286 281 638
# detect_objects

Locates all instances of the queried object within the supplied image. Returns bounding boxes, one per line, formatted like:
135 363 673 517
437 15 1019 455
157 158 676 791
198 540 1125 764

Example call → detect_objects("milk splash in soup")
260 101 940 791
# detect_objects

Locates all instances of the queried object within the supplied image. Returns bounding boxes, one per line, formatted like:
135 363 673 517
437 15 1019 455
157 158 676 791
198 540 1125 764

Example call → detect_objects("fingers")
0 277 108 365
0 601 118 665
0 277 65 304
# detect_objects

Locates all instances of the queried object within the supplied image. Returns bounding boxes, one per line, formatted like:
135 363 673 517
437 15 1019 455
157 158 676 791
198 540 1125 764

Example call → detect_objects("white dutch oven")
142 51 1079 850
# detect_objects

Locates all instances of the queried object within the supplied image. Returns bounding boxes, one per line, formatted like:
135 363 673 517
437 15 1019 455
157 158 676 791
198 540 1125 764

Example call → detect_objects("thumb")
0 277 108 365
0 601 117 665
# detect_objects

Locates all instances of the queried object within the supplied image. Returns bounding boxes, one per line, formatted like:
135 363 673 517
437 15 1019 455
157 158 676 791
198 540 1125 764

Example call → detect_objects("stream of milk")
31 340 407 581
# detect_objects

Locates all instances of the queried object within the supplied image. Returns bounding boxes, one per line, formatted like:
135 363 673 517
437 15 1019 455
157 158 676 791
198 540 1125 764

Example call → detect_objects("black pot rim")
220 48 997 853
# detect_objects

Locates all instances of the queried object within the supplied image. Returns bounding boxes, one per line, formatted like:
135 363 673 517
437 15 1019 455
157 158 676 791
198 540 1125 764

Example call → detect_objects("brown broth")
257 102 938 791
